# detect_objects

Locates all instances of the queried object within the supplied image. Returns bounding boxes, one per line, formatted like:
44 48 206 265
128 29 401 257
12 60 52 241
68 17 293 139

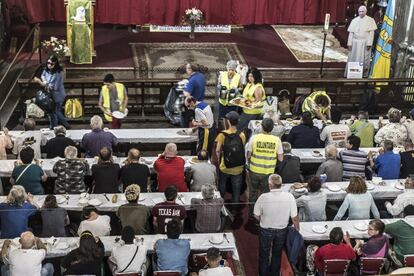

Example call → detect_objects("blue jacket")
285 226 304 265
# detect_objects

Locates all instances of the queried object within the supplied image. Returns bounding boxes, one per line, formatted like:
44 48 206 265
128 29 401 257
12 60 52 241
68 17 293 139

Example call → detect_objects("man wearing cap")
98 73 128 129
154 143 187 192
44 125 76 158
246 118 283 217
217 60 242 119
215 111 246 212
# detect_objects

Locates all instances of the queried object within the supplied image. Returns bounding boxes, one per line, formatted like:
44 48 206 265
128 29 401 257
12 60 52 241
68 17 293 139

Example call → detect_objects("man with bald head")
154 143 188 192
316 145 343 182
346 5 377 77
120 148 151 192
1 231 54 276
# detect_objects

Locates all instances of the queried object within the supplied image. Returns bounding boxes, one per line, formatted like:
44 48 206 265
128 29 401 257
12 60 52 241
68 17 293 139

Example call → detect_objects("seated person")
53 145 89 194
385 177 414 217
385 218 414 264
0 126 12 160
313 227 356 274
10 147 47 195
154 143 188 192
334 176 380 220
348 111 375 147
286 111 321 148
301 90 331 121
91 146 120 193
44 125 76 158
277 142 302 183
400 140 414 178
191 184 224 233
354 219 389 258
187 150 217 191
198 247 234 276
61 230 105 275
0 185 38 238
40 195 69 237
12 118 47 160
338 135 369 181
316 145 343 182
78 205 111 237
368 139 401 180
108 226 148 275
117 184 150 234
154 219 191 276
152 185 187 234
320 108 351 147
1 231 54 276
296 176 327 222
120 148 151 192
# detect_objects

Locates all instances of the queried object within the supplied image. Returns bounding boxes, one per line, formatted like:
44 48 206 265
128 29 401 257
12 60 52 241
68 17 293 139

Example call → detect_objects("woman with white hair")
190 184 224 233
53 145 89 194
0 185 38 238
375 108 408 147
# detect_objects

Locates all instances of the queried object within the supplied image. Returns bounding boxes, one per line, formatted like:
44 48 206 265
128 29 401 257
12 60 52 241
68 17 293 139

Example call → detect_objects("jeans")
218 171 242 204
1 263 54 276
259 227 287 276
48 100 69 129
248 171 270 215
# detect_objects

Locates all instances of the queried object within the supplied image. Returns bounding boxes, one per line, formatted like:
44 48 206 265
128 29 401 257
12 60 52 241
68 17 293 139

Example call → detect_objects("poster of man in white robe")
346 5 378 78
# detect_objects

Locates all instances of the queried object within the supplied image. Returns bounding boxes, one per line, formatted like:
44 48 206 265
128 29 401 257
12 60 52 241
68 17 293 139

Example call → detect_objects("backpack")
292 94 307 116
64 98 83 118
222 131 245 168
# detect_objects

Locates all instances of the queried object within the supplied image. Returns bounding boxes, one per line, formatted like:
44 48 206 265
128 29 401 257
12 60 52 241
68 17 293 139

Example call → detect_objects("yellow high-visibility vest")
101 82 125 122
242 83 265 114
219 71 241 106
249 133 281 175
302 90 330 116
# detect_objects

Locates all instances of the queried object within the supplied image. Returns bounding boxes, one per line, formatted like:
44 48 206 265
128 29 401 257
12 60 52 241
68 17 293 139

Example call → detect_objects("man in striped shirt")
338 135 369 181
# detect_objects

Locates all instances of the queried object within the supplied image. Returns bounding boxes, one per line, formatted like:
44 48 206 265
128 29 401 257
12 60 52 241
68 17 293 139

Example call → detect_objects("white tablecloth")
1 233 239 260
282 179 406 201
0 156 196 177
300 218 414 241
9 128 198 144
0 191 221 212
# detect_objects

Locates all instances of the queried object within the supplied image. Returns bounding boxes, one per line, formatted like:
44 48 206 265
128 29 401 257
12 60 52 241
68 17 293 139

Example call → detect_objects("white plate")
312 225 328 234
295 187 307 193
112 109 128 119
56 196 67 204
209 238 224 245
327 184 342 192
395 183 405 190
354 222 368 231
366 184 375 190
78 198 88 205
88 198 102 206
80 192 89 199
55 242 68 250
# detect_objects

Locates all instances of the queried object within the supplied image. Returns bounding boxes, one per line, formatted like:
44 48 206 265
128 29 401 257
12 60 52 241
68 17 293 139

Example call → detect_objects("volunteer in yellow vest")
217 60 242 118
237 67 266 131
302 90 331 121
98 74 128 129
246 118 283 216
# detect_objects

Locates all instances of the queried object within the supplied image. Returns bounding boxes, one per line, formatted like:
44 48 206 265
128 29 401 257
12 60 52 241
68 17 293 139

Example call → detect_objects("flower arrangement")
41 36 69 58
183 7 204 25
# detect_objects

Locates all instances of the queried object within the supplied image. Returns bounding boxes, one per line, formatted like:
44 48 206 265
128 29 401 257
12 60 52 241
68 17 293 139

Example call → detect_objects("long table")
282 179 406 201
0 156 196 177
0 191 221 212
9 128 198 144
299 218 414 241
1 233 239 260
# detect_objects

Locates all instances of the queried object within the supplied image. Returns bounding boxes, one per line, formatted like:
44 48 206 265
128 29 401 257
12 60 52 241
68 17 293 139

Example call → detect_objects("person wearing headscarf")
117 184 150 234
217 60 243 118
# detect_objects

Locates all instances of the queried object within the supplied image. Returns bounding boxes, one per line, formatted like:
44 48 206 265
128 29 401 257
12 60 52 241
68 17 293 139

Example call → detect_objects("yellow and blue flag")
369 0 394 79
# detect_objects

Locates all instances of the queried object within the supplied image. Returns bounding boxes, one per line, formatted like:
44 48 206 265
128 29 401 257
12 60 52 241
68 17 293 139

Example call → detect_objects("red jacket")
314 243 356 272
154 155 187 192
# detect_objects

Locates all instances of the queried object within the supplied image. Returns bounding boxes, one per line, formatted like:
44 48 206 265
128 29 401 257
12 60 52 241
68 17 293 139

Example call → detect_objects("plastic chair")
153 271 181 276
404 255 414 267
360 257 385 275
324 259 350 276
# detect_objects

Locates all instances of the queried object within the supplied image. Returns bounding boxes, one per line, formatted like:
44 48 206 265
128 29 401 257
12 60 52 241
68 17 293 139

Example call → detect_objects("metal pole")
319 31 328 78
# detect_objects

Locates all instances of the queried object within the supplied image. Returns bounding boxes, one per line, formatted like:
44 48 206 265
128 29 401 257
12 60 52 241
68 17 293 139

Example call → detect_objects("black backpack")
222 131 245 168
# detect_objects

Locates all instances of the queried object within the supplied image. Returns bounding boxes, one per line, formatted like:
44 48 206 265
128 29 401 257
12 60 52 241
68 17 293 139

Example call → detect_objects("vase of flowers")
183 7 203 39
41 36 69 61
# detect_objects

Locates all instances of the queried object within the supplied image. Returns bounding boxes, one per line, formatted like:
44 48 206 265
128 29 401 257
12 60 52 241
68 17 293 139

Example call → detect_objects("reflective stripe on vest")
301 90 330 115
219 71 241 106
242 83 266 114
249 133 280 175
101 82 125 122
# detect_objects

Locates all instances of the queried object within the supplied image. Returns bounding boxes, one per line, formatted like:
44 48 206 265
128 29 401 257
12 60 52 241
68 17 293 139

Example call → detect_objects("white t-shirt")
320 124 351 147
195 103 214 128
199 266 234 276
110 243 147 274
13 131 47 160
8 248 46 276
254 189 297 229
77 215 111 236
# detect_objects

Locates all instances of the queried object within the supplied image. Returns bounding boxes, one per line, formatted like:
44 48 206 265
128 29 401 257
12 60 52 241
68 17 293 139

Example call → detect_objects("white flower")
50 36 58 42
